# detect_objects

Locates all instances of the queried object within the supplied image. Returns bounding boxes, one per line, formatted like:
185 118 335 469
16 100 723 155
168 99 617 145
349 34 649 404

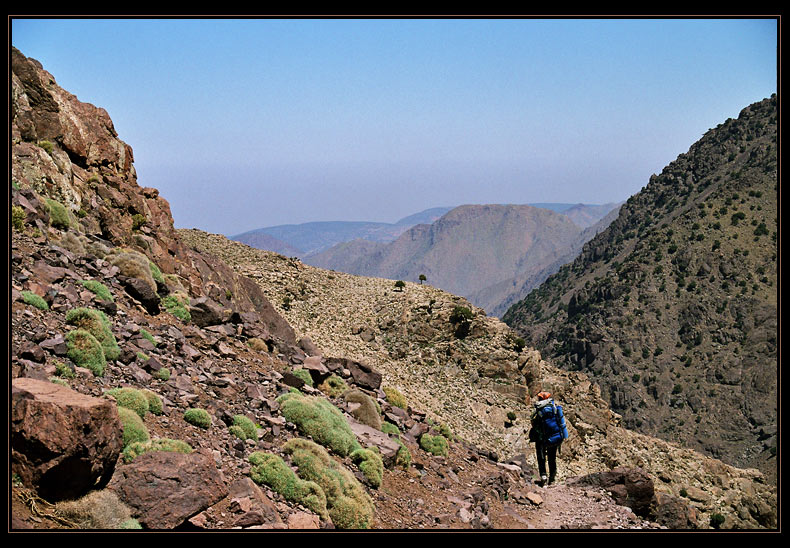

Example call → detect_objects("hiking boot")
538 475 547 487
548 475 556 485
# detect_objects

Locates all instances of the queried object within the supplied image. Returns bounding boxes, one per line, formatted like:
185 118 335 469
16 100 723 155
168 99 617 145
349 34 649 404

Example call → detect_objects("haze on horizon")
10 17 778 236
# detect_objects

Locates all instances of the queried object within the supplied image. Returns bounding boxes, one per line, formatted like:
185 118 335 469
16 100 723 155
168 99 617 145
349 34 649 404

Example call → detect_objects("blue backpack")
534 400 569 447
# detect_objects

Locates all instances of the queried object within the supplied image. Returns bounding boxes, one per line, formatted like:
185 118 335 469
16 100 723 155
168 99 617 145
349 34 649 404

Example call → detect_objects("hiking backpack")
534 400 569 447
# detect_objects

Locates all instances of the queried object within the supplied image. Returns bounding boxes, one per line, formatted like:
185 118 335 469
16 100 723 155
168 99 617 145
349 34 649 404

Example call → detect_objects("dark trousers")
535 442 557 481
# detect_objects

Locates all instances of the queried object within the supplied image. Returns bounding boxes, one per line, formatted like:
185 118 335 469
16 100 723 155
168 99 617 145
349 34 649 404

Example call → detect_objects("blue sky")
11 17 778 236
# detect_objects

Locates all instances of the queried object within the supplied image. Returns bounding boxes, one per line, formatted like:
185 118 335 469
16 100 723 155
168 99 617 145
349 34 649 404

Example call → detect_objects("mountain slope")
504 96 778 482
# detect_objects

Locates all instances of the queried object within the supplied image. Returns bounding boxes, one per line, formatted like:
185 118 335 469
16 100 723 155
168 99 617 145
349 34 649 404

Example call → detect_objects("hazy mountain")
504 96 778 481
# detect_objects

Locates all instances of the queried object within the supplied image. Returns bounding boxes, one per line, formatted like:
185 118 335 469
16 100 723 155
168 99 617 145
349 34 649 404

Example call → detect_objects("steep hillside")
504 96 778 482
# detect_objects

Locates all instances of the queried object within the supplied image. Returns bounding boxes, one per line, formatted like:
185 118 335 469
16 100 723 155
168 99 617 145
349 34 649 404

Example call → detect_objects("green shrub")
291 368 314 387
437 423 454 440
710 513 726 529
155 367 171 381
184 408 212 429
148 261 165 286
395 444 412 469
142 389 163 415
122 438 192 464
420 434 448 457
350 447 383 488
277 392 362 457
131 213 146 231
118 407 150 448
284 438 374 529
119 519 142 530
136 351 149 362
79 280 114 302
45 198 71 229
50 376 69 386
65 307 120 361
230 414 259 441
380 422 400 436
12 205 25 231
37 140 54 154
66 329 106 376
394 280 406 291
54 360 75 379
161 293 191 323
383 386 407 409
139 328 157 347
318 374 349 398
106 388 150 419
249 451 328 520
21 291 49 310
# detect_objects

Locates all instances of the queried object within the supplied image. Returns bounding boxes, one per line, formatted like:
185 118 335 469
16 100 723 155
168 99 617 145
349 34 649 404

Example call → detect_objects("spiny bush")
161 293 191 323
142 389 163 415
50 377 69 386
284 438 375 529
350 447 383 489
109 249 157 293
343 389 381 430
249 451 328 520
383 386 407 409
419 434 448 457
291 368 314 387
184 408 212 429
66 329 106 377
45 198 71 229
230 414 259 441
55 489 138 530
277 392 361 457
118 407 150 448
65 307 120 361
318 374 349 398
21 291 49 311
122 438 192 464
80 280 114 302
106 388 150 419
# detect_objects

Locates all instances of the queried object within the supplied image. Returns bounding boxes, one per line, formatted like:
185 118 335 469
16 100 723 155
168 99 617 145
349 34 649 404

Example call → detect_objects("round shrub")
142 389 163 415
318 374 349 398
155 367 171 381
249 451 328 520
230 414 259 441
419 434 448 457
46 198 71 229
383 386 407 409
291 368 314 387
161 293 191 323
343 390 381 430
65 307 120 361
118 407 150 448
106 388 149 418
277 392 361 457
66 329 106 377
80 280 114 303
350 448 383 489
184 408 212 429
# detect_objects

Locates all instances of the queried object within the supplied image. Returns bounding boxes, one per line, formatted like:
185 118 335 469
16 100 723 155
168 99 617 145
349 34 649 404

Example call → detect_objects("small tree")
418 274 427 285
394 280 405 292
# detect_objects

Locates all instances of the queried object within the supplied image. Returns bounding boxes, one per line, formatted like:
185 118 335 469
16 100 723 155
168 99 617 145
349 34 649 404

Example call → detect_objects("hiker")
529 391 569 486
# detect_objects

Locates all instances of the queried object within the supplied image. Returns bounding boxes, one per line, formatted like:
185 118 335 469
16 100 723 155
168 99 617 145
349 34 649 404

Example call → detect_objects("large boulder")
11 378 123 501
108 449 228 529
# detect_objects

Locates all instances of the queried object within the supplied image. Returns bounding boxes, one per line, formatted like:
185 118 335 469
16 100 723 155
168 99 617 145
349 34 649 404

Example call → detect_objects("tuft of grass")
184 408 212 429
106 388 150 419
21 291 49 311
65 307 120 361
45 198 71 229
318 374 349 398
249 451 328 520
343 390 381 430
122 438 192 464
117 407 150 449
79 280 114 303
291 368 314 387
55 489 138 530
136 351 149 362
110 250 157 293
37 140 54 154
139 328 157 347
419 434 448 457
383 386 407 409
284 438 375 529
380 422 399 436
148 261 164 285
230 414 259 441
50 376 69 386
54 360 75 379
277 392 362 457
161 293 191 323
66 329 105 377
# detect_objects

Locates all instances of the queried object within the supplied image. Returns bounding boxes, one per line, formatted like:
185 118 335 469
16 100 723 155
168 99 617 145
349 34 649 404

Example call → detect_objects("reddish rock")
653 492 698 529
108 449 228 530
11 378 123 501
227 478 283 528
346 360 382 391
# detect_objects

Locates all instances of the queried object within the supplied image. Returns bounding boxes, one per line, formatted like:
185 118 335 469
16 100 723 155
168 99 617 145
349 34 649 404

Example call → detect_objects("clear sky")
11 17 778 236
